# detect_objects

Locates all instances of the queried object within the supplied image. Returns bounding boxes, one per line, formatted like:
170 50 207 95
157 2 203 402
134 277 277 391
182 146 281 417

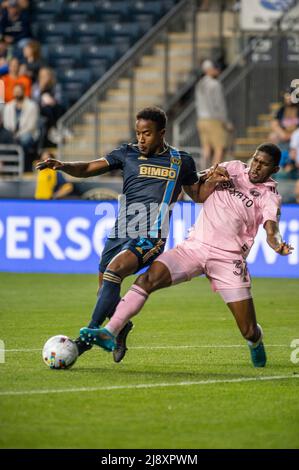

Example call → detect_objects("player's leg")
74 273 105 356
112 237 166 363
107 241 198 338
210 120 227 165
83 240 205 352
75 239 138 356
80 261 172 351
212 146 225 166
97 272 103 296
83 237 168 358
197 120 212 168
226 296 260 342
207 250 266 367
89 236 164 330
225 296 266 367
108 260 172 334
88 249 139 328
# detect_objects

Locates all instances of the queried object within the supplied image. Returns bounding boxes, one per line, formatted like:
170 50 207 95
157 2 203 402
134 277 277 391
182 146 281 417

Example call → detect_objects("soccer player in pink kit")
81 143 293 367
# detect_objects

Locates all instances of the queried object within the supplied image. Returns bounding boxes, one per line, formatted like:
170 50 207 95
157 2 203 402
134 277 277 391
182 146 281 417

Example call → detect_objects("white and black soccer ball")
42 335 78 369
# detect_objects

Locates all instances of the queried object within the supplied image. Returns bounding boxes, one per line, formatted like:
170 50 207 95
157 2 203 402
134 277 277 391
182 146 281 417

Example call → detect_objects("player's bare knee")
135 273 152 293
105 264 123 278
147 268 168 292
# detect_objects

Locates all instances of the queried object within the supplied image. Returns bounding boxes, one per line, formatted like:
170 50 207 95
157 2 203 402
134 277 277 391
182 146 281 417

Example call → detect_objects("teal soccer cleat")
80 327 116 352
249 341 267 367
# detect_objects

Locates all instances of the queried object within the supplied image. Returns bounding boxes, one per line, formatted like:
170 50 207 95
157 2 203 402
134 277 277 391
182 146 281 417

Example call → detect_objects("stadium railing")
0 145 24 180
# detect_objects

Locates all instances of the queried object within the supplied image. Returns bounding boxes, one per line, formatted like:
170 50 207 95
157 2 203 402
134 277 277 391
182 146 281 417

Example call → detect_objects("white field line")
0 375 298 397
0 344 287 353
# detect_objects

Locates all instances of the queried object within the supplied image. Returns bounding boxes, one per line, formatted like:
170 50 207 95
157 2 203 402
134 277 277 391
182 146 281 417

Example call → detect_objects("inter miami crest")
249 189 261 197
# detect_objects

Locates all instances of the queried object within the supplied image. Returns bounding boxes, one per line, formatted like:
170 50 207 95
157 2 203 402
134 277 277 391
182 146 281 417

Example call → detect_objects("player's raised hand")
36 158 64 171
207 164 230 183
275 242 294 256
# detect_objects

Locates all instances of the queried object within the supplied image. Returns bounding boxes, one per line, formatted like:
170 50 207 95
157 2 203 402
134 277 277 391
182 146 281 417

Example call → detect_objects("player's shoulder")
126 142 142 153
169 146 194 162
263 179 281 197
220 159 247 171
109 143 139 159
260 179 282 207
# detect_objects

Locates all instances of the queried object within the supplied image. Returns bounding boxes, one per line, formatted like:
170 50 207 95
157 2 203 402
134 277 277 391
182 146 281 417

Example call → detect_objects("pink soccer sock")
105 285 148 336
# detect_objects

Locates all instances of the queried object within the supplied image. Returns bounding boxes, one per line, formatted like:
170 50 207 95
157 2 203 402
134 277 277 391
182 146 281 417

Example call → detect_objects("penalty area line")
0 375 298 397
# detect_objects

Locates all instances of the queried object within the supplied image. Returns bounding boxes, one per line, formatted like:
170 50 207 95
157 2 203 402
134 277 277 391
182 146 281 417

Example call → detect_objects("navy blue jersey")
104 143 198 238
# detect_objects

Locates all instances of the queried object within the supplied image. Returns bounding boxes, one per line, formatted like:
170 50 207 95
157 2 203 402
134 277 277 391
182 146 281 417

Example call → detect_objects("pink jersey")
193 160 281 257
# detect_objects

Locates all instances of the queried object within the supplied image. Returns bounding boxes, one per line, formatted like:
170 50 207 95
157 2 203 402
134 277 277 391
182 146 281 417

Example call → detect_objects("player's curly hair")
136 106 167 131
257 143 281 166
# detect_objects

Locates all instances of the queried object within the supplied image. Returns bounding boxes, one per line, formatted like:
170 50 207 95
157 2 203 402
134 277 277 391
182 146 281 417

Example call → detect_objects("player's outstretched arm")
264 220 294 255
36 157 110 178
183 164 230 203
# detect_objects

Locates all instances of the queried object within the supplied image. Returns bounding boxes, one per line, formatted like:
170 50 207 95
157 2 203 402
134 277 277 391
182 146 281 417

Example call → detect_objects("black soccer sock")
88 270 122 328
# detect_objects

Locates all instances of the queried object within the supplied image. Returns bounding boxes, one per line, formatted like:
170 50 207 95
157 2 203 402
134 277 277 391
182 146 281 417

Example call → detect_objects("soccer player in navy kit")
37 106 228 362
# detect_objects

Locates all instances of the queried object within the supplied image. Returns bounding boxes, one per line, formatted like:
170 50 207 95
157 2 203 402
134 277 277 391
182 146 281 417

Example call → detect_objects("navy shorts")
99 236 166 273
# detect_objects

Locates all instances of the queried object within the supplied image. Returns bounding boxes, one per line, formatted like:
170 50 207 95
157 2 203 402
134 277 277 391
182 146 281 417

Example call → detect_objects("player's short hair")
256 143 281 166
136 106 167 131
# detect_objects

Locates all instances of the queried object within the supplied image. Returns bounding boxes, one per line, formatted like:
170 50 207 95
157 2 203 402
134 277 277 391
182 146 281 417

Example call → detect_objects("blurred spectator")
289 127 299 171
3 83 39 170
32 67 64 147
23 40 42 82
270 88 299 149
17 0 30 11
2 56 31 101
195 59 232 166
35 150 74 199
199 0 210 10
0 0 31 50
32 67 62 104
0 107 15 143
0 39 8 75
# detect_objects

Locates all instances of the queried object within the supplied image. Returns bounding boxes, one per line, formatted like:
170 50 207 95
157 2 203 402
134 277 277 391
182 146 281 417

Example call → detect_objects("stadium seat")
34 1 62 15
109 23 141 41
128 1 163 19
67 14 90 23
41 45 49 62
75 23 106 45
82 45 119 66
95 1 129 21
154 0 177 11
62 2 96 17
39 23 73 44
48 45 82 69
130 14 155 31
90 64 109 82
31 0 181 110
31 13 58 23
62 81 85 106
110 38 133 56
57 69 93 87
83 58 110 75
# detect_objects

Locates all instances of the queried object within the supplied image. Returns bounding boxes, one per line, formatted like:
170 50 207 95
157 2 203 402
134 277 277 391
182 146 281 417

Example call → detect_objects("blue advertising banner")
0 200 298 277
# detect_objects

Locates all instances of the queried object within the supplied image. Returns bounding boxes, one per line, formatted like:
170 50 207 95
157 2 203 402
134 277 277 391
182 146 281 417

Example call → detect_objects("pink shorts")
156 238 251 292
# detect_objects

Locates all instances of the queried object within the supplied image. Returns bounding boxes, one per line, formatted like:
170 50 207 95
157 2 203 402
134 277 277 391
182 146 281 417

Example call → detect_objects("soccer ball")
42 335 78 369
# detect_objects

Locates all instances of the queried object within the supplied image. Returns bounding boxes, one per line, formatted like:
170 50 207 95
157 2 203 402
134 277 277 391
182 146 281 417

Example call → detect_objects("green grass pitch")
0 272 298 449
